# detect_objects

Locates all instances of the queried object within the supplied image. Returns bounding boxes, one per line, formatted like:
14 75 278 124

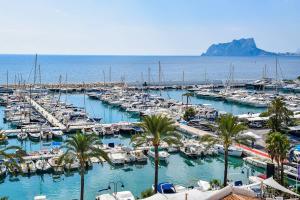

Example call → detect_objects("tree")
0 143 22 175
267 97 293 132
131 115 181 193
183 107 196 121
59 132 110 200
265 132 290 185
182 92 193 106
200 114 248 187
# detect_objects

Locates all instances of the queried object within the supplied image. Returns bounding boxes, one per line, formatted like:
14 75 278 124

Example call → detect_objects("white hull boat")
21 160 37 174
214 144 243 157
197 180 211 191
17 132 28 140
36 160 52 173
148 149 170 161
48 157 64 174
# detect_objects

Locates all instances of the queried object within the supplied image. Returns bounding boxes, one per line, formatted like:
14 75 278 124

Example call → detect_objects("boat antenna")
109 65 112 83
275 56 278 94
102 70 106 86
148 66 151 85
33 54 38 87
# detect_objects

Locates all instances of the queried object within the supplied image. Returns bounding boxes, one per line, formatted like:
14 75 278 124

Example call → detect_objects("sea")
0 55 299 84
0 55 299 199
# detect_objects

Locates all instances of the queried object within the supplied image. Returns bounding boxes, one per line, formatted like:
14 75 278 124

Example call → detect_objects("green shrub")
141 188 154 198
183 107 196 121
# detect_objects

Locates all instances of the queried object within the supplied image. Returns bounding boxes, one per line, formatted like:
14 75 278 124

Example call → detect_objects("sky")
0 0 299 55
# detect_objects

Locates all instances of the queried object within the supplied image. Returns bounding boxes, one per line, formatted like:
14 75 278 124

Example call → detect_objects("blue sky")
0 0 299 55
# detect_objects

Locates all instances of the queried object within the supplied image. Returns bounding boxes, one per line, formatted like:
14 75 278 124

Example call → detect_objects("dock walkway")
24 96 66 131
176 122 213 137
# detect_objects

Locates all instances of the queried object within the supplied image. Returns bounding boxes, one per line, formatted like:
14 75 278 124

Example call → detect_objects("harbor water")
0 93 267 199
0 134 264 200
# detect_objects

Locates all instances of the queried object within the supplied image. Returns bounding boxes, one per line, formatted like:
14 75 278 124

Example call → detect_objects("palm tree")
0 144 22 175
200 114 248 186
182 92 193 106
59 132 110 200
267 97 293 132
265 132 290 185
131 115 181 193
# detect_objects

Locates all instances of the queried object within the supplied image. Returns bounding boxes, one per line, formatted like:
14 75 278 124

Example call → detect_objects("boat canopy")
263 177 300 197
157 182 176 194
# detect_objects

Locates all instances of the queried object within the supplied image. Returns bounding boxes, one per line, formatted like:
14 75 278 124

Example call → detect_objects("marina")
0 56 300 200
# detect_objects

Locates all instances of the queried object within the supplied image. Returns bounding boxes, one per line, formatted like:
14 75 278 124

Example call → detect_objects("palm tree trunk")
80 168 85 200
154 145 159 193
223 147 229 187
280 162 284 185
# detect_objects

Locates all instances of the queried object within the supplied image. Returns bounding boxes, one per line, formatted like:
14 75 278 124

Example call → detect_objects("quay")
24 95 67 131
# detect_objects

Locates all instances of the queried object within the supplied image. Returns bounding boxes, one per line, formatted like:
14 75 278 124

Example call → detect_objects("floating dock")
24 96 67 131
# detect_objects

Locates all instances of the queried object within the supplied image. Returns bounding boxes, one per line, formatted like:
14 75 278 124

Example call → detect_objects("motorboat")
41 130 53 140
180 145 201 158
108 152 126 165
214 144 243 157
82 127 94 135
35 159 52 173
197 180 211 191
243 156 270 168
28 131 41 141
17 132 28 140
52 129 63 139
65 159 80 171
153 182 185 194
20 160 37 174
130 150 147 163
148 148 170 161
48 157 64 174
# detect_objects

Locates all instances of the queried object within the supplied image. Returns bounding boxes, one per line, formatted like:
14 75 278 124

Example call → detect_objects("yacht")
52 129 64 139
36 159 52 173
48 157 64 174
28 131 41 141
17 132 28 140
20 160 37 174
130 150 147 163
65 159 80 171
148 148 170 161
214 144 243 157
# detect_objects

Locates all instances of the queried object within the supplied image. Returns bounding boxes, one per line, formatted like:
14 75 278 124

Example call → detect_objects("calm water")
0 135 263 200
0 55 299 84
0 93 267 199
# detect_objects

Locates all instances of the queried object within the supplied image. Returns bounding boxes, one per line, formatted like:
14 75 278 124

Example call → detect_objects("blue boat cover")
157 182 176 194
52 142 62 146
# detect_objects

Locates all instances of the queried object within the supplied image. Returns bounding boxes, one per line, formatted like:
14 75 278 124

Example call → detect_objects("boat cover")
263 177 300 197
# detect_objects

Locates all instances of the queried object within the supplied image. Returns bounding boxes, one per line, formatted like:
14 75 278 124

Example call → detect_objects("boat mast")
275 56 278 94
109 65 112 83
33 54 38 87
102 70 106 86
158 61 161 86
182 70 185 86
6 70 9 104
148 67 151 85
65 73 68 104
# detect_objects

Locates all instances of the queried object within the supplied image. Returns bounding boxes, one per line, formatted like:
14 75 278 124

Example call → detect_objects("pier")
24 96 67 131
